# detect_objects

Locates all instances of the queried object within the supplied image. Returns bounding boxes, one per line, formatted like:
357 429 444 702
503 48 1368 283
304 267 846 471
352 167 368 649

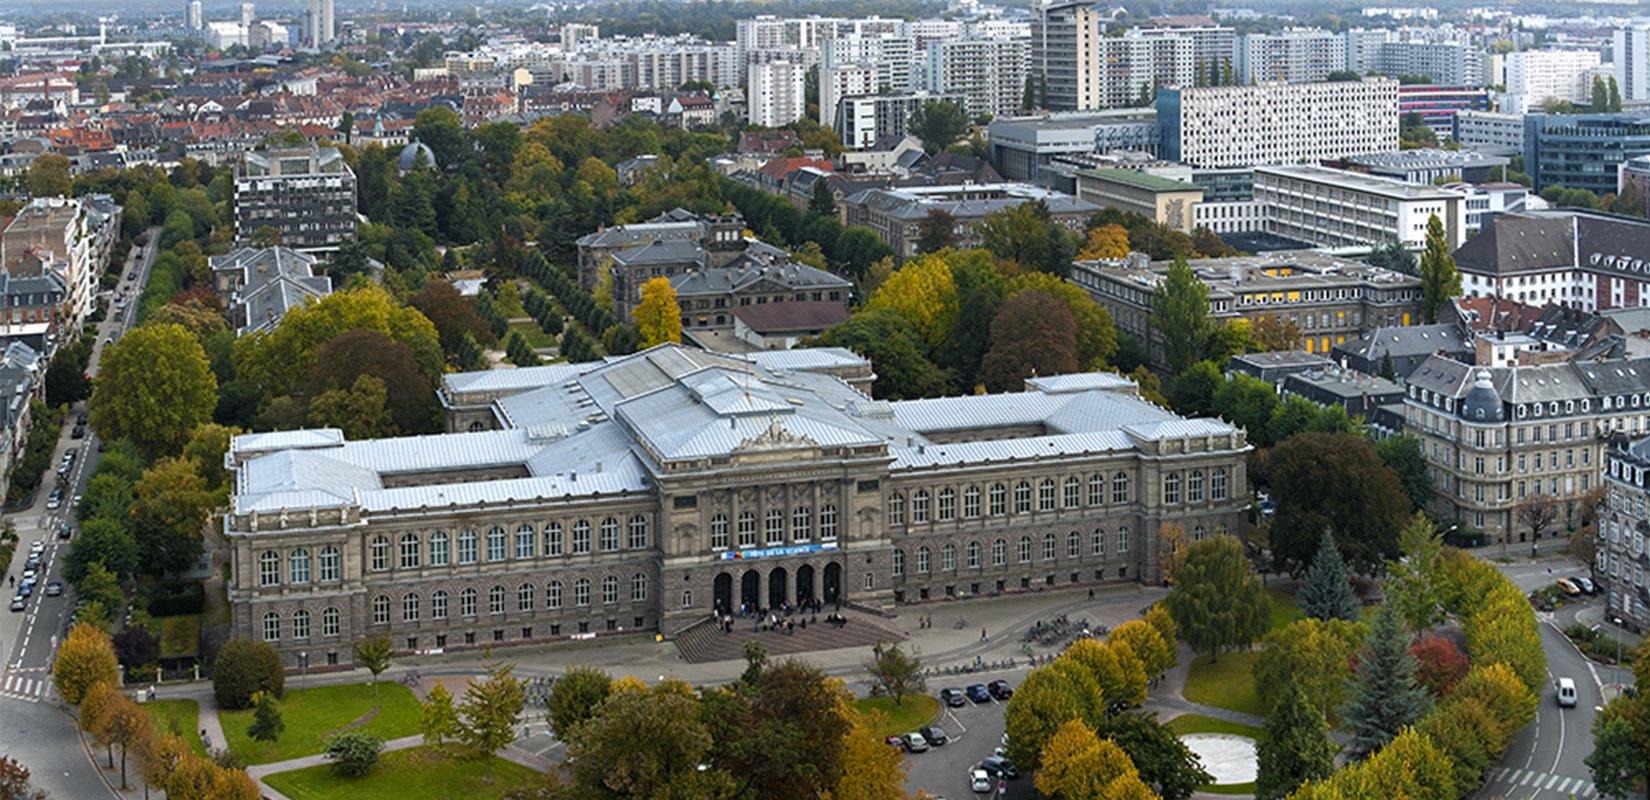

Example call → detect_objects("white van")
1556 677 1577 708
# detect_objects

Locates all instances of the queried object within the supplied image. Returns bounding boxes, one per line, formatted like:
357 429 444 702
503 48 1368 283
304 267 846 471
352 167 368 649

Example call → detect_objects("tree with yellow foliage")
1110 619 1175 680
1036 719 1163 800
827 708 910 800
633 277 683 348
866 254 959 349
1158 523 1190 584
1079 224 1131 260
54 622 120 705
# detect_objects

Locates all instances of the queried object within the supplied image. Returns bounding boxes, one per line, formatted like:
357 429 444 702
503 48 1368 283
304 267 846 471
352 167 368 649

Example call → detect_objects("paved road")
901 681 1037 800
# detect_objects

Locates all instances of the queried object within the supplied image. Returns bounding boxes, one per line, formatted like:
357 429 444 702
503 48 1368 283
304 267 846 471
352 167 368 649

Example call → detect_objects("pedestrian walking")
980 627 987 641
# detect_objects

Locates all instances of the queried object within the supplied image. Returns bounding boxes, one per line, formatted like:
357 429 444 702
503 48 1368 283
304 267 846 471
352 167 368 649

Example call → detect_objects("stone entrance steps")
674 609 906 664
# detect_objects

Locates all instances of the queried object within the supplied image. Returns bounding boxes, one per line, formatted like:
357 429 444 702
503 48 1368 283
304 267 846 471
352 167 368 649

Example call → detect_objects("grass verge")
143 699 206 757
852 695 940 739
1182 649 1263 718
220 682 422 765
263 745 546 800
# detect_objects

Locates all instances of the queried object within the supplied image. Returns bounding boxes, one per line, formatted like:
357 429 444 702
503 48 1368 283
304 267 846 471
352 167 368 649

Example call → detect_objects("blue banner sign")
717 541 839 561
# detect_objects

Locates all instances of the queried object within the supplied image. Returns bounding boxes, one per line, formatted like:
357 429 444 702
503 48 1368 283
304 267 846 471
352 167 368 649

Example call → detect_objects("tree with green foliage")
73 562 125 618
818 309 950 399
910 100 970 154
1299 530 1361 621
352 635 393 696
91 324 217 460
1342 603 1431 758
26 153 73 197
1162 535 1269 661
1267 432 1410 576
1386 511 1447 631
807 179 838 218
1151 258 1211 374
323 731 383 777
563 680 735 799
247 692 284 743
1253 617 1365 718
1372 433 1432 510
64 518 139 586
211 639 284 710
1255 681 1337 799
1418 214 1461 323
865 641 924 706
458 662 525 777
980 201 1072 277
1168 360 1223 417
1095 712 1212 800
547 665 613 739
420 682 460 751
916 209 957 254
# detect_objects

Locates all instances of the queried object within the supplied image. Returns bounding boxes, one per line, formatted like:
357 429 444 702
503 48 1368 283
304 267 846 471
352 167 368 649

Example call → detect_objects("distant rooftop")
1079 167 1201 193
1256 165 1463 201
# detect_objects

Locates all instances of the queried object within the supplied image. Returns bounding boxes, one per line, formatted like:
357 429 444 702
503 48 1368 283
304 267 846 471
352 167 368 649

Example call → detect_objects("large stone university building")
226 345 1249 667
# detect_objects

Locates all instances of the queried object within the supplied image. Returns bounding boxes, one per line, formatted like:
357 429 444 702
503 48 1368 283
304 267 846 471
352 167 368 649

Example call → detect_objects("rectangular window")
964 488 981 518
1116 530 1130 553
989 484 1006 516
487 528 506 562
432 592 448 620
573 522 591 554
459 532 478 564
516 527 535 559
545 524 563 557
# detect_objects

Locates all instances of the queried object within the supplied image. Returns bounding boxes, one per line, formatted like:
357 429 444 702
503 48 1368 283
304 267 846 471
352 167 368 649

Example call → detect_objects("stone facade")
1600 438 1650 634
228 346 1249 667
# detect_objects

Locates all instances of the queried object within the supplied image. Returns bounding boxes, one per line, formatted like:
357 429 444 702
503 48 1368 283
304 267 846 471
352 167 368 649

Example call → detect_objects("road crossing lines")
0 669 48 702
1486 767 1596 798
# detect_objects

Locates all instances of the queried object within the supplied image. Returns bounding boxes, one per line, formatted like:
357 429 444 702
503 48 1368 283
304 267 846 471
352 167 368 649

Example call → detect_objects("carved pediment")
734 418 819 453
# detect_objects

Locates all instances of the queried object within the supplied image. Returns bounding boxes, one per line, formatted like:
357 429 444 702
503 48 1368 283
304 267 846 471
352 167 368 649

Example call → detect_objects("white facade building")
1251 165 1466 250
748 60 807 127
925 38 1030 119
1615 25 1650 103
820 64 880 127
1156 79 1400 168
1504 49 1602 113
1236 29 1347 84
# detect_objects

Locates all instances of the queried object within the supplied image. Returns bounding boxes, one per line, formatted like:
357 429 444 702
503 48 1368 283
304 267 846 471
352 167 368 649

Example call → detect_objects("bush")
212 639 285 710
324 731 383 777
149 581 206 617
1564 623 1631 665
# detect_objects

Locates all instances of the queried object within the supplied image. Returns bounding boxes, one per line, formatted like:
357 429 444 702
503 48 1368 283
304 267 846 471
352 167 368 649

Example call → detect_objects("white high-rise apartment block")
970 19 1032 41
822 34 916 93
187 0 203 30
1344 28 1391 72
925 38 1030 119
561 23 599 52
735 16 906 80
240 3 255 27
1615 25 1650 102
566 37 738 91
1157 79 1400 168
1505 49 1602 112
820 63 880 126
1130 21 1236 84
305 0 334 49
1097 34 1194 108
908 19 964 50
1371 41 1484 87
1032 0 1102 111
748 61 807 127
1236 29 1346 83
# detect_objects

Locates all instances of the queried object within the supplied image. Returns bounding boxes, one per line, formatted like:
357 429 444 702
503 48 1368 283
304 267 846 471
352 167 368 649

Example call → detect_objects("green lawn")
263 745 546 800
221 682 423 765
507 321 556 349
853 695 940 739
1182 649 1263 718
1265 588 1303 632
143 699 206 757
1164 714 1267 795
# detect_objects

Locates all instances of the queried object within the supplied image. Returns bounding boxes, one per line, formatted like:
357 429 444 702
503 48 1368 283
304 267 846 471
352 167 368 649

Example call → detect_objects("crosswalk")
0 669 48 703
1485 767 1597 798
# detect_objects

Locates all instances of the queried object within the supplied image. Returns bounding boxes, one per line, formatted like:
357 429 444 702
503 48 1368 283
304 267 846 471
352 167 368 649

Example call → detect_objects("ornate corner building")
226 345 1249 667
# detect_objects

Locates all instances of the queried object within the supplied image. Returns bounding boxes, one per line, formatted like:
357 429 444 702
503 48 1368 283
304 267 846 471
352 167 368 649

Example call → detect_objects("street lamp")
299 652 309 686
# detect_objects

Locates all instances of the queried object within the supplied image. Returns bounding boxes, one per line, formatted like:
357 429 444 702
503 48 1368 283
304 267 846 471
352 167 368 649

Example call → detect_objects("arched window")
516 525 536 559
429 532 450 566
489 585 505 615
1187 470 1205 504
992 538 1007 566
737 511 757 547
630 573 647 602
432 590 449 620
938 488 956 520
320 546 340 582
1164 472 1182 504
460 588 477 617
1043 532 1057 561
710 514 730 550
292 609 311 639
600 517 620 552
574 578 591 607
942 543 956 571
765 508 784 545
892 549 905 577
258 551 280 586
1067 531 1081 558
912 490 931 523
370 536 389 572
487 527 506 561
572 521 591 554
322 607 340 637
1112 473 1129 504
403 592 420 622
916 545 931 573
628 515 649 549
793 507 812 542
967 541 982 568
602 575 619 605
1018 536 1032 563
372 595 390 624
889 492 906 525
543 523 563 557
548 581 564 609
819 505 838 540
518 583 535 612
458 530 478 563
289 549 310 584
399 533 421 569
262 612 280 642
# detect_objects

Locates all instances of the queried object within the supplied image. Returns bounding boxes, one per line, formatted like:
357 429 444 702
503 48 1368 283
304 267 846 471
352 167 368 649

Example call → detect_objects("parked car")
988 680 1014 700
17 583 32 599
1555 578 1582 597
44 581 63 598
70 425 84 439
76 413 87 426
980 756 1019 779
965 684 991 704
970 769 992 793
57 524 72 540
8 596 24 612
884 735 904 749
940 688 966 707
901 732 930 753
1572 576 1597 595
920 725 948 746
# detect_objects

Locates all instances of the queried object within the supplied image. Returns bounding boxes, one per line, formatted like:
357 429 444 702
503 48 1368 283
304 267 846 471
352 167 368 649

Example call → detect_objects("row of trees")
55 623 260 798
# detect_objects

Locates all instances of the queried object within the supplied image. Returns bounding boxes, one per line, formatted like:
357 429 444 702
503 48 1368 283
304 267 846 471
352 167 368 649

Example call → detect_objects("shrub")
211 639 284 710
323 731 383 777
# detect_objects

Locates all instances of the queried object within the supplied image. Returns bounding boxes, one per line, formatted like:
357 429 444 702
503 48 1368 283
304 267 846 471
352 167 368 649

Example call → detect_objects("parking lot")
902 674 1038 799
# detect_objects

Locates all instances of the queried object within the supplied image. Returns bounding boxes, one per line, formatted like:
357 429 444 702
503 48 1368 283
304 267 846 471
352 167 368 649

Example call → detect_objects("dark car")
76 413 87 426
920 725 948 746
71 425 85 439
988 680 1014 700
980 756 1019 779
57 524 72 540
965 684 991 704
940 688 966 707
